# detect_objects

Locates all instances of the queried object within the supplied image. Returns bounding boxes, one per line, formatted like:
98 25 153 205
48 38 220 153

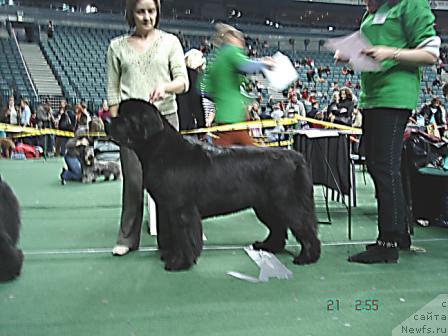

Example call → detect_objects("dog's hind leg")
288 158 321 264
252 207 287 253
163 205 203 272
287 212 320 265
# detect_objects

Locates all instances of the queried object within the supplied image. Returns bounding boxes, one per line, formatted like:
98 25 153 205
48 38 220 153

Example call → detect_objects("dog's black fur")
0 177 24 281
110 99 320 271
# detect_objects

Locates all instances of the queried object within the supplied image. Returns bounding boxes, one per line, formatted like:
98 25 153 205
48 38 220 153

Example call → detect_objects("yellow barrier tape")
180 116 361 135
180 118 298 135
0 123 75 137
2 115 361 140
0 123 107 138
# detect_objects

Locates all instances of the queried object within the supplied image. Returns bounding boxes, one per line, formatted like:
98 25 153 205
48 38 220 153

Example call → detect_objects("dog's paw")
293 255 312 265
293 248 320 265
164 255 195 272
252 240 285 254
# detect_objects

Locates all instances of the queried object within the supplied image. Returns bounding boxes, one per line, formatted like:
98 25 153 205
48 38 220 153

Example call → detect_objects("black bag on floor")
403 130 448 225
406 130 447 169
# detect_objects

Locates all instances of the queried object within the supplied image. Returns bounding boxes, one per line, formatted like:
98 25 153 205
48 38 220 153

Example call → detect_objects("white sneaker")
112 245 130 256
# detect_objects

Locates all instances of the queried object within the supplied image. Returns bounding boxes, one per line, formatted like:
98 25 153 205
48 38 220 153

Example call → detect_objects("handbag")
406 130 448 169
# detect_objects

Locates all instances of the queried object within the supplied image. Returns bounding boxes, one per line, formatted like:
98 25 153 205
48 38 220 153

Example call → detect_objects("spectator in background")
248 102 263 138
47 20 54 38
420 96 447 135
80 101 91 121
20 99 31 127
177 48 207 130
259 105 271 120
331 82 339 92
285 92 306 121
306 68 315 83
36 99 55 155
29 110 37 128
328 87 354 126
307 100 323 121
432 76 442 87
3 96 19 125
55 98 75 156
74 104 90 133
326 91 340 119
97 99 111 126
301 88 309 100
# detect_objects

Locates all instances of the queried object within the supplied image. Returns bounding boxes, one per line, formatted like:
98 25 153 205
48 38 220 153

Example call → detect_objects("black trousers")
362 108 411 241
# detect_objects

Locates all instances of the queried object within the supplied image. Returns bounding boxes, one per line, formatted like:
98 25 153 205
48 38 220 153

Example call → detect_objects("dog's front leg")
252 207 287 253
155 205 174 262
0 233 24 282
162 205 203 272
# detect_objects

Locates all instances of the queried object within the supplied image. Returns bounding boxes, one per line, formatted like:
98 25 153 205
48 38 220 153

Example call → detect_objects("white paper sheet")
261 52 299 91
295 129 340 138
227 246 293 283
325 31 381 72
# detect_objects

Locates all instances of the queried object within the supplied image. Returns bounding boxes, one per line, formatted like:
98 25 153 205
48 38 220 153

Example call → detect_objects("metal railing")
10 27 38 100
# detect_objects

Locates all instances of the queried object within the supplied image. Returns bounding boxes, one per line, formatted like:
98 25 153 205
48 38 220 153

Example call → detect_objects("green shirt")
204 44 247 124
358 0 436 110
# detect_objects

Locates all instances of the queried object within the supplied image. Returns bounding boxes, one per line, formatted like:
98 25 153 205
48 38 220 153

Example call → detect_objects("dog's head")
83 147 95 166
109 99 164 148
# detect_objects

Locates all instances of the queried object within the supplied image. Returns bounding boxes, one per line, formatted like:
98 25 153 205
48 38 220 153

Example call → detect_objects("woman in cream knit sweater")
107 0 188 256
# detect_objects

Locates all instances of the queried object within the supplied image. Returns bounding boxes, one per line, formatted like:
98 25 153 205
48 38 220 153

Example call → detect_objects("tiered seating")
252 50 442 110
0 37 35 103
36 27 444 112
40 26 125 109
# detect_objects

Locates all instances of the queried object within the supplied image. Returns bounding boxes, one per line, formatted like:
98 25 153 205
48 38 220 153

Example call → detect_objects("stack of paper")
325 31 381 72
261 52 299 91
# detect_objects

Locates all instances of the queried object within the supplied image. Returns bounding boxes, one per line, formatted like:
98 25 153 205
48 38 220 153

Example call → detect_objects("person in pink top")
97 99 111 125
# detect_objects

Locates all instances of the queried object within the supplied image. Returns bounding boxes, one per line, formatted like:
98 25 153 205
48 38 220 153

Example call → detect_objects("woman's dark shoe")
349 240 398 264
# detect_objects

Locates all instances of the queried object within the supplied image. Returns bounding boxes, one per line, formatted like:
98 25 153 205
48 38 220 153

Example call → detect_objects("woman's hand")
334 50 349 64
261 57 276 70
362 46 395 62
149 84 167 103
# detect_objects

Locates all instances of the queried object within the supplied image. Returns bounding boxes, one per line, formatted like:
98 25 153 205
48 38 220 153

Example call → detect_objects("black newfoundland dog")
0 177 24 281
110 99 320 271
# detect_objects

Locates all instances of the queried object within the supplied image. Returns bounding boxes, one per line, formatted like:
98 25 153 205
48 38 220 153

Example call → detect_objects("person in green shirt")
338 0 440 263
204 23 273 146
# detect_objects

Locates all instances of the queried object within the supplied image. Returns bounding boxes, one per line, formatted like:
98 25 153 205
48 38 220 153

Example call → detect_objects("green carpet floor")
0 159 447 336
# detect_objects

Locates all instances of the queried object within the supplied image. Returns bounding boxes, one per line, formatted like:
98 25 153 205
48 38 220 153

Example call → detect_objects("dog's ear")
119 99 164 141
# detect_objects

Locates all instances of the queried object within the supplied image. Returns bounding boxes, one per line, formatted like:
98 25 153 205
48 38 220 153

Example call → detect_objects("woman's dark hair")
340 87 353 101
